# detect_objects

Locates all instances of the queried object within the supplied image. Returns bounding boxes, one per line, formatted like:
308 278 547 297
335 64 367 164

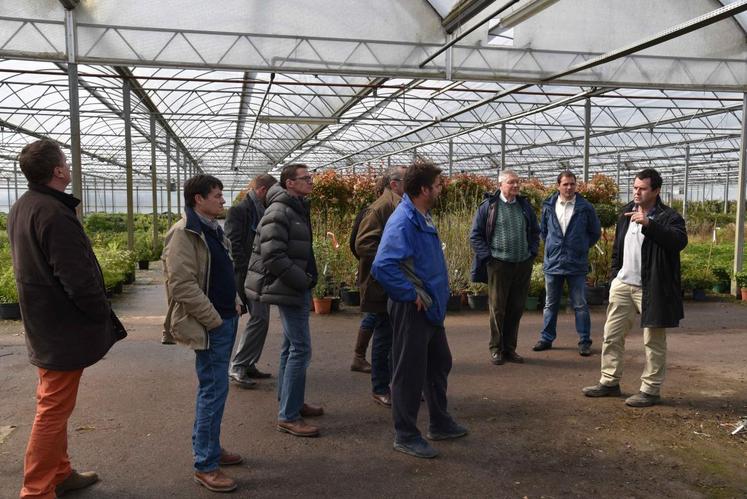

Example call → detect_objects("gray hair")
498 169 519 184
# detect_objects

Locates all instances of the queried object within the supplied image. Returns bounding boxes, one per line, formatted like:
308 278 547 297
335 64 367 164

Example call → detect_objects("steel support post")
448 139 453 176
616 154 621 201
724 164 730 213
176 147 181 214
683 146 690 221
93 177 97 212
732 94 747 295
5 178 10 210
150 113 159 254
500 123 506 174
123 79 135 251
13 159 18 204
102 177 107 212
583 98 591 182
65 8 83 218
166 138 172 226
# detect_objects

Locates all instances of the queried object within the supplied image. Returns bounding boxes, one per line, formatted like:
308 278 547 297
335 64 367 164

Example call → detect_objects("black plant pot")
692 288 707 301
138 260 150 270
0 303 21 320
331 297 341 312
585 285 607 306
340 288 360 306
124 272 135 285
467 294 489 311
447 294 462 312
113 282 124 294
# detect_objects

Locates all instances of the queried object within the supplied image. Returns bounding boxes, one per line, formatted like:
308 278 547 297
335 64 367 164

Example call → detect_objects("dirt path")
0 264 745 498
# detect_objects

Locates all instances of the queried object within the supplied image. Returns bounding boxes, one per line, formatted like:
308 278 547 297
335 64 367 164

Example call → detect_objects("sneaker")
393 438 439 459
246 365 272 379
427 423 469 441
582 383 621 397
55 470 99 497
277 418 320 437
625 391 660 407
193 469 237 493
229 371 257 389
578 344 592 356
533 340 552 351
219 448 243 466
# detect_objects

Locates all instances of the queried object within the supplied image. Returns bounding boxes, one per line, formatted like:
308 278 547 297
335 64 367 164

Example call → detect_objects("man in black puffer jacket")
245 163 323 437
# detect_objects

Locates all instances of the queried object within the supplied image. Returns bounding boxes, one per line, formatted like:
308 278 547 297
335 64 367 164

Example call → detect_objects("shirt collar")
195 210 220 231
499 192 517 204
558 194 576 205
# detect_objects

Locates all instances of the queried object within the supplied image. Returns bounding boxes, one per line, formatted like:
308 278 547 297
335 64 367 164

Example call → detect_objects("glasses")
291 175 313 183
390 178 403 182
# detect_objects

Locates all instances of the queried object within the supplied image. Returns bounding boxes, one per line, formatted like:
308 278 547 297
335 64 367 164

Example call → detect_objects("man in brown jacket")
8 140 126 499
355 165 407 407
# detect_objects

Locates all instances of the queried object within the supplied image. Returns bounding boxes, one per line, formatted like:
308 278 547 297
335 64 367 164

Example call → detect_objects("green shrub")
0 265 18 303
735 271 747 289
680 262 716 291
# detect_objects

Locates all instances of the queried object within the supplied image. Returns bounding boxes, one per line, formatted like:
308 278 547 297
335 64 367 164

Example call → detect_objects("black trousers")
388 299 453 443
487 257 533 355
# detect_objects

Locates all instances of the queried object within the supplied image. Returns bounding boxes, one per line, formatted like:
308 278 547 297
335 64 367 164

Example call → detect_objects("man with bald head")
470 170 540 366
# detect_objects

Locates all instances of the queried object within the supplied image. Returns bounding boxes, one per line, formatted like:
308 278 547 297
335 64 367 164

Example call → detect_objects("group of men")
8 137 687 497
468 167 686 408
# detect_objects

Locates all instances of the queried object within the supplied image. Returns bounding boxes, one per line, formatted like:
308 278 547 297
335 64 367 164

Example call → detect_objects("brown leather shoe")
219 448 244 466
277 418 320 437
55 470 99 496
299 403 324 418
194 469 237 492
372 392 392 407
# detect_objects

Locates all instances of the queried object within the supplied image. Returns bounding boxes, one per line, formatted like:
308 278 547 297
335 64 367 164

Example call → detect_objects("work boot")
350 327 373 373
193 469 237 492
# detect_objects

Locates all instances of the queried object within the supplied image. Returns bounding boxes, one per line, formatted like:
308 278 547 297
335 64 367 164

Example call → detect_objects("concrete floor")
0 263 746 498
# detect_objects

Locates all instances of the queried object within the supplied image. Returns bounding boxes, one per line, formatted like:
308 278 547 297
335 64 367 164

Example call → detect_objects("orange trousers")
20 368 83 499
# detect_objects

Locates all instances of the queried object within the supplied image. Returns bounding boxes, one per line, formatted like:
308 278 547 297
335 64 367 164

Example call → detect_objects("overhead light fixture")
489 0 559 36
256 115 340 126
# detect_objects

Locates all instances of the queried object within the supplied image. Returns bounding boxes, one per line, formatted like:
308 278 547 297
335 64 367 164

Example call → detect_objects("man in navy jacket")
469 170 540 366
533 171 601 356
372 161 467 459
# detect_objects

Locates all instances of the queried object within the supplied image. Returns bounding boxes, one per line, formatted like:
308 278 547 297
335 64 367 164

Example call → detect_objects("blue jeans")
540 274 591 345
370 313 392 395
193 315 238 472
277 291 312 422
360 312 377 331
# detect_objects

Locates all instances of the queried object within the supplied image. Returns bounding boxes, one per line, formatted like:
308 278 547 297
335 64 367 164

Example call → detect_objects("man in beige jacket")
162 174 244 493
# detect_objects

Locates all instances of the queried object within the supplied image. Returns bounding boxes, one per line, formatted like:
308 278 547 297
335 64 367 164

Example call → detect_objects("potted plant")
712 266 730 294
681 263 716 301
526 263 545 311
736 271 747 300
586 235 613 306
0 266 21 320
312 276 334 314
466 282 488 311
340 285 360 306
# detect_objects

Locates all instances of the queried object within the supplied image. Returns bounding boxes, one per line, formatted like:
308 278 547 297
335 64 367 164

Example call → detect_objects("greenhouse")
1 0 746 497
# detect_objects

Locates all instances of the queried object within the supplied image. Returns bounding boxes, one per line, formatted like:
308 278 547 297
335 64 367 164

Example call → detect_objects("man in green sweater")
469 170 540 365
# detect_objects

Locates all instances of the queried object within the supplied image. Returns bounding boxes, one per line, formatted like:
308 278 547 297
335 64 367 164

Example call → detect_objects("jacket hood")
266 182 308 214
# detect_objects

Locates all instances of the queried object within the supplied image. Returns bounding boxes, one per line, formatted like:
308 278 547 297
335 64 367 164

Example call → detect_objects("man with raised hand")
469 169 540 366
162 174 244 493
583 168 687 408
8 139 126 498
533 171 601 356
372 161 467 459
355 165 407 408
225 173 277 388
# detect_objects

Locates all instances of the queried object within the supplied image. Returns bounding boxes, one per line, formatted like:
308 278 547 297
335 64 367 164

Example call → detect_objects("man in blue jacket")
372 161 467 459
533 171 601 356
469 169 540 366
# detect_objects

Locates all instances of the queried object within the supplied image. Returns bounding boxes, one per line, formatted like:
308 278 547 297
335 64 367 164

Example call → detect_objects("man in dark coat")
245 163 323 437
533 171 601 356
355 165 407 407
583 168 687 407
469 169 540 366
225 173 277 388
8 140 126 498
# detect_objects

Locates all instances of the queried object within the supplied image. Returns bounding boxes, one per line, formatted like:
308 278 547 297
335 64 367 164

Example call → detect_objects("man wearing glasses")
245 164 324 437
355 165 408 408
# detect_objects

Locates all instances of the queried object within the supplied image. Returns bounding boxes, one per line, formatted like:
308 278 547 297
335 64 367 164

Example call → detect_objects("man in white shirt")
534 171 601 356
582 169 687 407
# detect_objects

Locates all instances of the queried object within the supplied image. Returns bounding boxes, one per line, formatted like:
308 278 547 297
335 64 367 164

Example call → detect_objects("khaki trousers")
600 278 667 396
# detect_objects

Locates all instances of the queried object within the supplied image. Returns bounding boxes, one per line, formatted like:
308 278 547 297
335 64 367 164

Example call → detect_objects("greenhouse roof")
0 0 745 198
